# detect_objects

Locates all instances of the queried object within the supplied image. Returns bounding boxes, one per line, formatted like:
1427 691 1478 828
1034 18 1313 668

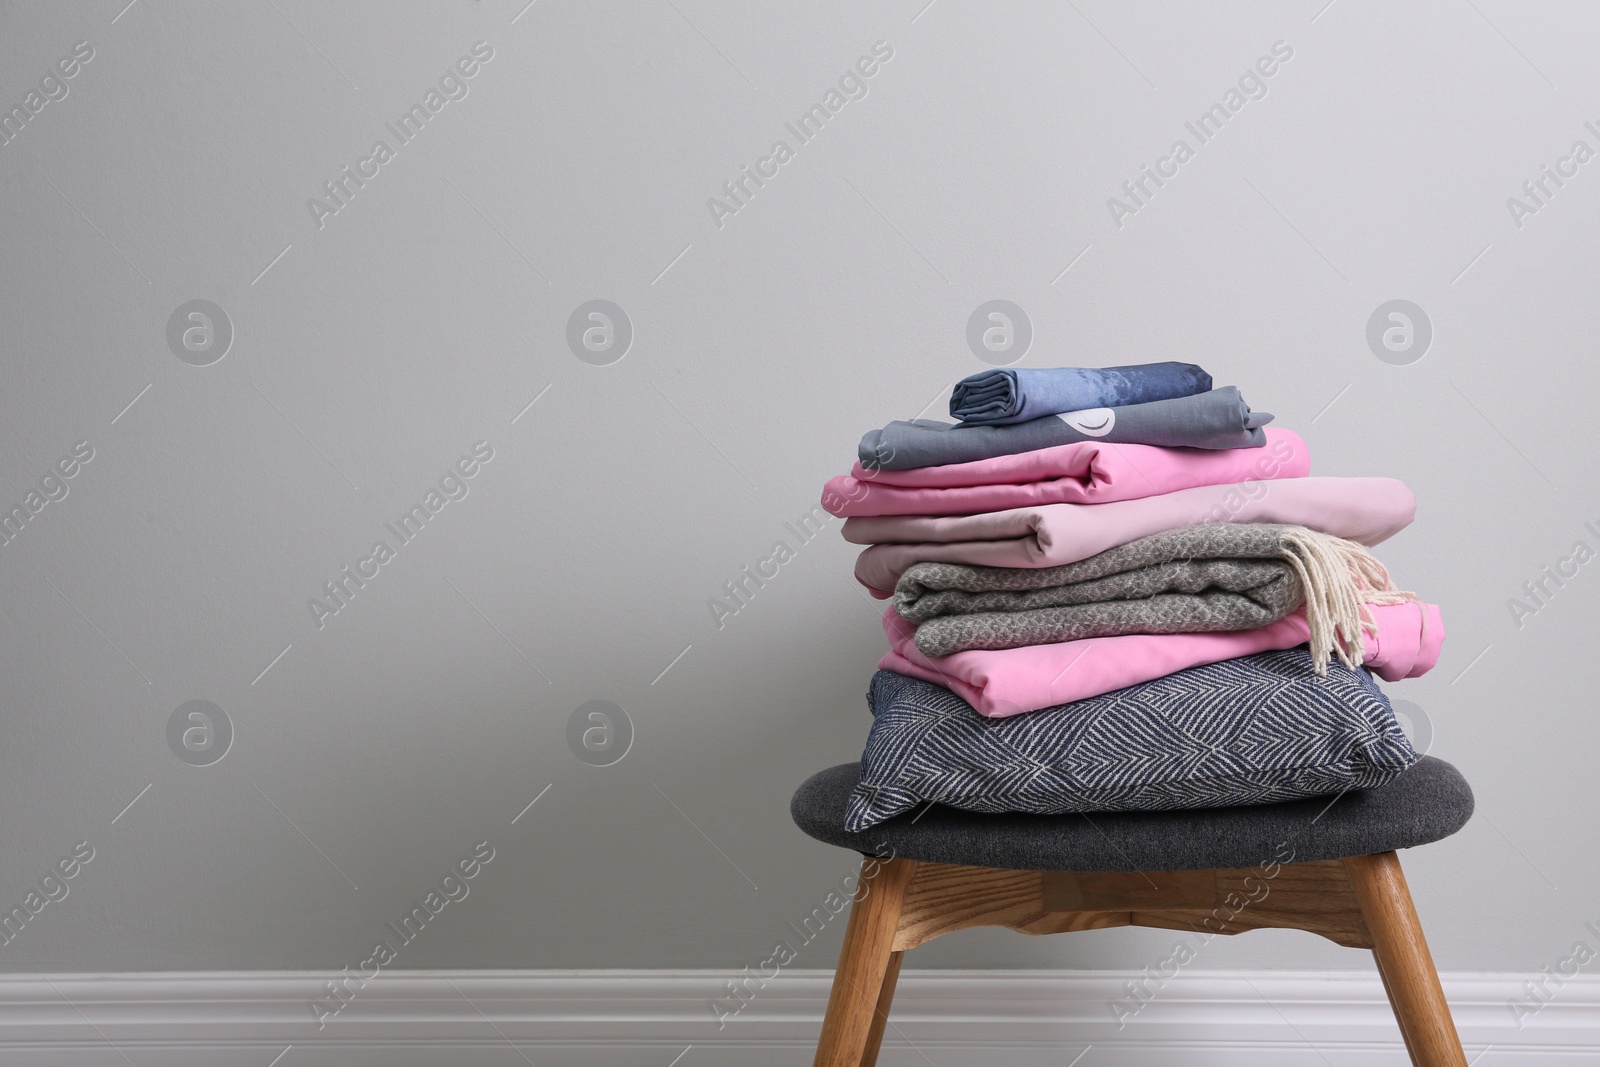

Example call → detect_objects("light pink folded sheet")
822 428 1308 517
848 476 1417 596
880 600 1444 718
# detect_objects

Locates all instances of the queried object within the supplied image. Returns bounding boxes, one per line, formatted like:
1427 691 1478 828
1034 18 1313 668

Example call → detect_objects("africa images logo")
1106 40 1294 229
705 41 894 229
306 42 495 230
307 442 494 630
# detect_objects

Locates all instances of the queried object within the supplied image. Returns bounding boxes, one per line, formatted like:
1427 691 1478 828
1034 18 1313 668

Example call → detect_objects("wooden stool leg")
1374 953 1421 1063
1344 852 1466 1067
859 950 904 1067
813 857 916 1067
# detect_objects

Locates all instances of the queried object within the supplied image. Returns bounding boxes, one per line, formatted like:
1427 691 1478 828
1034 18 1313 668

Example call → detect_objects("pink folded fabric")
849 476 1416 596
822 428 1308 518
880 600 1444 718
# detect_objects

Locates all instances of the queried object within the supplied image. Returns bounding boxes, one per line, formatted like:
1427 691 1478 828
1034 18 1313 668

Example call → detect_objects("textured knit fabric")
790 757 1473 871
895 524 1299 657
860 387 1272 470
848 476 1416 596
822 428 1307 519
905 561 1298 656
881 599 1444 718
842 657 1419 831
897 523 1412 661
949 363 1212 425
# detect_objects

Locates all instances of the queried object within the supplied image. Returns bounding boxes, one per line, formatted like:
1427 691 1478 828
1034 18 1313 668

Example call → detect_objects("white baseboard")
0 969 1590 1065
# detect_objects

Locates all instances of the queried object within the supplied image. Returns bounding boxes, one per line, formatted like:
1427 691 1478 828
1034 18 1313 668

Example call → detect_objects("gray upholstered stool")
791 755 1474 1067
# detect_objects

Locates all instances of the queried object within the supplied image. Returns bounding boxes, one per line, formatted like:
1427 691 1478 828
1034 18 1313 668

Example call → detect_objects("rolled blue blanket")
860 386 1271 470
951 362 1211 425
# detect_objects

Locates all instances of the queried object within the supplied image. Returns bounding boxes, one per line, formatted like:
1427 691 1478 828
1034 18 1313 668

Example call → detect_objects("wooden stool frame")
811 851 1466 1067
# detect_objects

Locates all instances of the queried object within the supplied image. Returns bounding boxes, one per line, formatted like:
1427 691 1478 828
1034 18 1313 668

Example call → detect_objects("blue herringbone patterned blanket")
846 649 1418 831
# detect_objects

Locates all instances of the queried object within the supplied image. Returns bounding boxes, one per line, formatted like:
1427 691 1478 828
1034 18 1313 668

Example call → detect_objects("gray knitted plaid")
896 523 1305 658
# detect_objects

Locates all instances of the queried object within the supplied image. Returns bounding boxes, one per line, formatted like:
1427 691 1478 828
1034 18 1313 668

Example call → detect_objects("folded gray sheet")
860 386 1270 470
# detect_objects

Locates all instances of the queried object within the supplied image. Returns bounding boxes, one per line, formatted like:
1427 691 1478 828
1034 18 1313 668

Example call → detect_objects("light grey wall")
0 0 1593 979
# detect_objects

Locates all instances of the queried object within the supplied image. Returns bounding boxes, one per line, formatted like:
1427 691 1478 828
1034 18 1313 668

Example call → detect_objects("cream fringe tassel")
1279 526 1415 675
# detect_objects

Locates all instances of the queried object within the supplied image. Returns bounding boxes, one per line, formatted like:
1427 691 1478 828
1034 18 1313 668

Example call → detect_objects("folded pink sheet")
880 600 1444 718
822 428 1307 518
849 476 1416 596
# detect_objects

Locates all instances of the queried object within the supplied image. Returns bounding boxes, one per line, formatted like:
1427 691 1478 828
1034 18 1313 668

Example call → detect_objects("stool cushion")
791 756 1472 872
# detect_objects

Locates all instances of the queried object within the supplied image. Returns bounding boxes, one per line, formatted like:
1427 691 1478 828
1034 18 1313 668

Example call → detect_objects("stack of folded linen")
820 364 1442 831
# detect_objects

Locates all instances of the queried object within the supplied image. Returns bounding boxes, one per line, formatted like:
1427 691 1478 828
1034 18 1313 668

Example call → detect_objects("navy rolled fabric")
951 362 1212 425
861 386 1271 470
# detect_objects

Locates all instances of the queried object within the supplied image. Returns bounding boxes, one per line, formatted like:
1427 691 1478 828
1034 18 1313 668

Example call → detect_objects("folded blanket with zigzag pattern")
845 654 1419 830
895 522 1415 662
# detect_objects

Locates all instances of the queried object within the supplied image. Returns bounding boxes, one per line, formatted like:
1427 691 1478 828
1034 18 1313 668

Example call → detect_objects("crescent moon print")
1062 408 1116 437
